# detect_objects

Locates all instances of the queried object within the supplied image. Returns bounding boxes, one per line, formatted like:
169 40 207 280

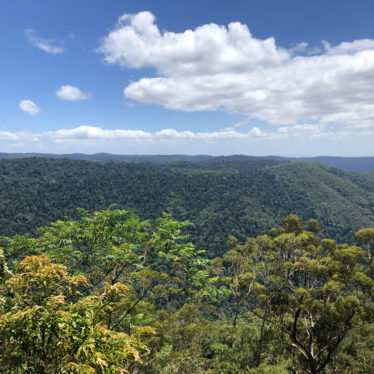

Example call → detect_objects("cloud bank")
1 125 374 156
19 100 41 115
56 85 91 101
97 11 374 129
0 124 330 146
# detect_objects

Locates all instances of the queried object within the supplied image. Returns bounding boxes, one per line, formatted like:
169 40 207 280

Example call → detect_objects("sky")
1 0 374 156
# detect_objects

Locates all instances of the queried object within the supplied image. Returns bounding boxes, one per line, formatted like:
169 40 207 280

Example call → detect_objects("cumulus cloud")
0 125 324 144
1 125 374 155
19 100 41 115
25 29 64 54
56 85 91 101
50 125 150 141
323 39 374 55
47 125 309 144
97 11 288 76
0 124 351 144
97 11 374 128
288 42 309 56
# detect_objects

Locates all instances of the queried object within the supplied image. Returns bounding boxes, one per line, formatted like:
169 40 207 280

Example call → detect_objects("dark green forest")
1 157 374 257
2 153 374 171
1 157 374 372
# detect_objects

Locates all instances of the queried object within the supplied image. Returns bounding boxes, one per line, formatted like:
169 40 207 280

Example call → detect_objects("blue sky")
1 0 374 155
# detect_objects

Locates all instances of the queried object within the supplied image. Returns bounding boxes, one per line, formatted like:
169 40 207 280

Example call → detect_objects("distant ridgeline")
1 155 374 257
2 152 374 171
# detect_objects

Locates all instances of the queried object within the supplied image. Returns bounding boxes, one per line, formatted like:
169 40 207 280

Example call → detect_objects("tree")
0 208 214 373
2 207 213 319
209 236 261 329
355 228 374 264
0 247 11 280
1 208 373 372
0 255 154 373
256 218 373 374
308 219 321 235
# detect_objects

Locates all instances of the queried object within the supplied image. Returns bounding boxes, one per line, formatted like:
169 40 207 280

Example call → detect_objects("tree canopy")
1 158 374 259
1 209 373 373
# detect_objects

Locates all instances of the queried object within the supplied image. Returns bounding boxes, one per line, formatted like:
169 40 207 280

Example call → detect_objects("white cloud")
97 12 374 129
1 125 374 156
0 124 355 144
0 131 18 141
49 125 150 140
56 85 91 101
19 100 41 115
25 29 64 54
0 125 325 144
323 39 374 55
97 11 288 76
288 42 309 56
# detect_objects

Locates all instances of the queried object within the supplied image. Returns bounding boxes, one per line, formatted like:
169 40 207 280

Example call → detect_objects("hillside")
0 158 374 256
0 152 212 163
2 153 374 171
294 156 374 172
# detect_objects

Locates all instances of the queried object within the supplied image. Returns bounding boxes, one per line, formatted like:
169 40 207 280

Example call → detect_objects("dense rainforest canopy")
2 153 374 172
1 208 373 373
1 157 374 257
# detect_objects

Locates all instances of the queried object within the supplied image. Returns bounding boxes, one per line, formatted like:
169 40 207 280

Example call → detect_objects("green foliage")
255 219 373 374
282 214 303 234
209 236 261 328
355 227 374 263
1 209 373 373
1 158 374 258
0 208 214 373
0 255 154 373
308 219 321 234
0 247 11 281
2 208 214 309
206 217 374 373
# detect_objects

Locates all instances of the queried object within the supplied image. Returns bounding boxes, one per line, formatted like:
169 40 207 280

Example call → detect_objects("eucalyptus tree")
256 215 373 374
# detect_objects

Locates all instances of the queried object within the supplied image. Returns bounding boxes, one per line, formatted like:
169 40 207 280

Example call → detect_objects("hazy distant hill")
0 153 212 163
1 153 374 171
170 155 289 171
293 156 374 172
1 157 373 256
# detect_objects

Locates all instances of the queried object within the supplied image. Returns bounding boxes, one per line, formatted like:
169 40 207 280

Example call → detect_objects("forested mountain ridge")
2 152 374 171
169 155 288 171
293 156 374 171
0 152 212 163
1 157 374 257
